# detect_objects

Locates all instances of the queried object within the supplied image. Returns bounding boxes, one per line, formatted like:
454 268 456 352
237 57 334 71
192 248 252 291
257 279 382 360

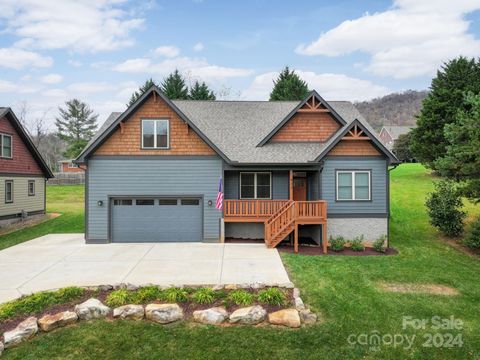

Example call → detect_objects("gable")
94 94 216 156
328 140 381 156
0 115 44 175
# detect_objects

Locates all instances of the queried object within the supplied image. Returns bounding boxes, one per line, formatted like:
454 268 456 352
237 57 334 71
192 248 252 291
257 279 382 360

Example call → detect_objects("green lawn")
2 164 480 359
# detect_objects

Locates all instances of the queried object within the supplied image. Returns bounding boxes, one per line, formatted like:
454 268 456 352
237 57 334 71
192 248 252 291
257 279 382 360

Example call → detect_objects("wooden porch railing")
223 200 289 220
264 201 296 247
296 201 327 220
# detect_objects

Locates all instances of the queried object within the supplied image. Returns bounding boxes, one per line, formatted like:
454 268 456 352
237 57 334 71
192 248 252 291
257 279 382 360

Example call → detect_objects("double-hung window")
240 172 271 199
5 180 13 203
0 133 12 158
336 170 371 201
142 119 169 149
28 180 35 196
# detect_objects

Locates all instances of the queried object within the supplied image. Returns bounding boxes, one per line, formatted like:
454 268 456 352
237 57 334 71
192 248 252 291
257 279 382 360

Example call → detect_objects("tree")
410 57 480 169
189 81 216 100
434 92 480 202
55 99 98 159
392 133 414 162
269 66 309 101
160 70 188 100
127 78 156 107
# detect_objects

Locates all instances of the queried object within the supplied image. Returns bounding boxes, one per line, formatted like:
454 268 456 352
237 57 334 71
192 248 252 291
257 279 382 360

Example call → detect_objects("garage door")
111 197 202 242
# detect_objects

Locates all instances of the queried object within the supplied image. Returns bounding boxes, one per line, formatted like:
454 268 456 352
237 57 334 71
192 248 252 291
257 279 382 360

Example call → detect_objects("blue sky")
0 0 479 129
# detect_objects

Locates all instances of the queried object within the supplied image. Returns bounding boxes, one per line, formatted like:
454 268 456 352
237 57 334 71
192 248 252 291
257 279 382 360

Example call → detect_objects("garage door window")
159 199 177 205
114 199 132 206
181 199 200 205
136 199 155 205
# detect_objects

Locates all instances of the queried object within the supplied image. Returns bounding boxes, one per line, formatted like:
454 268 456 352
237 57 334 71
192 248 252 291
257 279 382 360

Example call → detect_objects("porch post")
322 223 328 254
289 170 293 201
294 223 299 253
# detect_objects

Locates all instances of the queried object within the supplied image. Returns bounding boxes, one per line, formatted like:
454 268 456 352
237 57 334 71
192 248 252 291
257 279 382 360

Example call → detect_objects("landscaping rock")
229 306 267 325
279 282 295 289
212 284 224 291
3 317 38 348
294 296 305 310
293 288 301 299
113 283 126 290
38 311 78 332
126 283 139 291
0 341 4 356
193 307 228 325
268 309 301 328
99 284 113 291
224 284 238 290
75 298 111 320
299 309 318 325
113 305 145 320
145 304 183 324
250 282 266 289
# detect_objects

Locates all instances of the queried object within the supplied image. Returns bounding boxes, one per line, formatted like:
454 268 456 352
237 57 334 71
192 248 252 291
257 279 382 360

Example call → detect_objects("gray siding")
320 158 387 214
87 157 222 241
0 176 45 217
224 171 289 200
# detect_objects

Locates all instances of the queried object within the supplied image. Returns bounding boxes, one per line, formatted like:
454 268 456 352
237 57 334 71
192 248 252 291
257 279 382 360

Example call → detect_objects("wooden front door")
293 177 307 201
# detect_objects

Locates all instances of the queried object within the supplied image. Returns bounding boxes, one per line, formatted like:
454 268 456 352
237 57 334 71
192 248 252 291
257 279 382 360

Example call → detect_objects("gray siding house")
76 87 398 253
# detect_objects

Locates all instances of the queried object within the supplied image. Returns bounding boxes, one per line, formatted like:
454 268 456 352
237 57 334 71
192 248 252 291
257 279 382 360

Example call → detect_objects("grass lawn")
2 164 480 359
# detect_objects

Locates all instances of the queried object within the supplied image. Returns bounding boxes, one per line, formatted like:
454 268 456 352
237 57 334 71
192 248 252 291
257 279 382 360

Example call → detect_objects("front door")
293 177 307 201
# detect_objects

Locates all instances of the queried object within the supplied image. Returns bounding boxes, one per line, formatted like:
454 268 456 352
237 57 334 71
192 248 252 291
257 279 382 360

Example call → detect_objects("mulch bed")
279 246 398 256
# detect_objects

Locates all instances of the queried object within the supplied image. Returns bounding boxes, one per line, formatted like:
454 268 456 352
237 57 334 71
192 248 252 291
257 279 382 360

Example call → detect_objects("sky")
1 0 480 130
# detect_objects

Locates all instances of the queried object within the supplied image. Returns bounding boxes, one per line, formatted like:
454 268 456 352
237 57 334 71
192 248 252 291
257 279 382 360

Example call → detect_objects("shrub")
329 236 346 252
350 235 365 251
373 235 388 253
0 287 85 322
426 181 466 237
257 288 285 306
105 289 131 307
191 288 217 304
131 286 163 303
227 290 255 306
464 216 480 249
162 287 189 302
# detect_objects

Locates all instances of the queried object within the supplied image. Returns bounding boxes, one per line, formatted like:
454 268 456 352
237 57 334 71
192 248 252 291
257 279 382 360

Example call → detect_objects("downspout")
386 163 400 248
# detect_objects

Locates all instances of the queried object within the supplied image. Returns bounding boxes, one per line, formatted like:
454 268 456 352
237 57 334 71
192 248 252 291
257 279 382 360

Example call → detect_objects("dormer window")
0 133 12 158
142 119 169 149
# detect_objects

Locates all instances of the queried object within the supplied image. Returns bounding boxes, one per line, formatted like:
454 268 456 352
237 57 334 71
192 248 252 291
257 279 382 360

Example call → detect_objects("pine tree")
55 99 98 158
410 57 480 168
188 81 216 100
127 78 156 107
161 70 189 99
269 66 309 101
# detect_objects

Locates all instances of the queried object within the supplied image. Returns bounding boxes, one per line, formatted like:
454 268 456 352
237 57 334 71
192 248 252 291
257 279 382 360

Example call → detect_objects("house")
58 159 85 173
379 125 415 151
0 108 54 224
76 87 398 253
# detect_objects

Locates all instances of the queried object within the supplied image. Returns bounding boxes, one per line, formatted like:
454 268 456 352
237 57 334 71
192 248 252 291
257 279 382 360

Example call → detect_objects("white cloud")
40 73 63 84
66 82 114 94
42 88 68 98
296 0 480 78
154 45 180 58
242 71 391 101
0 79 38 93
113 56 254 80
68 59 83 67
0 47 52 69
0 0 144 52
193 42 204 52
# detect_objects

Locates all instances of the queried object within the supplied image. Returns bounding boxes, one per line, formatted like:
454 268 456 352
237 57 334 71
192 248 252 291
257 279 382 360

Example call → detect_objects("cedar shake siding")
0 115 43 175
328 140 381 156
95 95 215 156
270 112 340 142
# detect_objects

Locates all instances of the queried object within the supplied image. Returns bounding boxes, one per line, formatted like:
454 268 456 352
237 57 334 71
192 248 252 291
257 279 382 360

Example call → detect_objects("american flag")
216 178 223 210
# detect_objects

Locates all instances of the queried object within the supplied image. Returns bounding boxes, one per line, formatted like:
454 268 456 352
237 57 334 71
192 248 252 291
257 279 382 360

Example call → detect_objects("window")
136 199 155 205
142 119 169 149
113 199 132 206
181 199 200 205
0 133 12 158
240 172 271 199
159 199 178 205
68 162 78 168
336 171 371 201
28 180 35 196
5 180 13 203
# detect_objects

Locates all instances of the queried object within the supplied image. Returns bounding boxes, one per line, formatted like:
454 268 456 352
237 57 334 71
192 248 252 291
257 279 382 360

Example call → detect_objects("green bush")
105 289 131 307
191 288 217 304
0 287 85 321
257 288 285 306
162 287 189 302
329 236 346 252
227 290 255 306
464 216 480 249
131 286 163 303
426 181 466 237
350 235 365 251
373 235 387 253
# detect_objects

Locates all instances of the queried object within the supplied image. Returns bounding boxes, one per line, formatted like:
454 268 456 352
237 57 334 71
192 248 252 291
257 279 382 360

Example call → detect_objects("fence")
48 172 85 185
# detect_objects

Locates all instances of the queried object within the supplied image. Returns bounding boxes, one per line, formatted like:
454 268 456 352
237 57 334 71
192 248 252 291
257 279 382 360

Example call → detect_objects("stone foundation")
327 217 388 244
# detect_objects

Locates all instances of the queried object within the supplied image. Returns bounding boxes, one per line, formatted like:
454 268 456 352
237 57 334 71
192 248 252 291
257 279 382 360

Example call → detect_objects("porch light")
97 200 103 207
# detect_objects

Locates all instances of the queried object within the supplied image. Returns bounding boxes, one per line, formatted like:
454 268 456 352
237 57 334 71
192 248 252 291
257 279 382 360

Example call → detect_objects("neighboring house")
379 125 415 151
59 159 85 173
0 108 54 224
76 87 398 253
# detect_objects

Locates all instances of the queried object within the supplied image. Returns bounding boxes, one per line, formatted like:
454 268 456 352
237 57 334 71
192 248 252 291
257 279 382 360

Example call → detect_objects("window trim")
335 170 371 201
0 133 13 159
141 119 170 150
28 180 35 196
5 180 13 203
239 172 272 200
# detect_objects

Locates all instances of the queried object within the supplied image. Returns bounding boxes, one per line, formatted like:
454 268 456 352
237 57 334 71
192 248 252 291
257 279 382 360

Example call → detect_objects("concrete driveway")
0 234 291 304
